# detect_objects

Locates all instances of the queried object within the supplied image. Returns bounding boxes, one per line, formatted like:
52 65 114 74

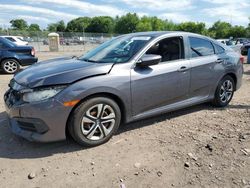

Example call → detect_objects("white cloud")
203 4 249 26
159 13 191 23
0 4 79 20
17 15 51 23
202 0 250 7
119 0 194 11
23 0 125 17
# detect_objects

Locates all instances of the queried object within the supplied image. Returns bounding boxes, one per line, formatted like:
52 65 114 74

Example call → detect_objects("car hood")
14 57 114 88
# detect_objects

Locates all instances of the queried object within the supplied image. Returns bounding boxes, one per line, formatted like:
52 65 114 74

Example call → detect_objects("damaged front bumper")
4 89 72 142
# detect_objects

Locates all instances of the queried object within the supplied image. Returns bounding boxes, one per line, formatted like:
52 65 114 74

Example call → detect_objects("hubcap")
3 60 18 73
219 80 233 103
81 104 116 141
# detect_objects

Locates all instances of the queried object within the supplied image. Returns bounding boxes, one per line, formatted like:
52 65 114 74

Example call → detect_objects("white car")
1 36 28 46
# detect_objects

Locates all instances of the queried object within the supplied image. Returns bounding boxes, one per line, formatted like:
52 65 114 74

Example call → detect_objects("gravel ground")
0 53 249 188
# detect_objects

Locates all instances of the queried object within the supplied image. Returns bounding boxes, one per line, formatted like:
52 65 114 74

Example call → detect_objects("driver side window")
146 37 184 62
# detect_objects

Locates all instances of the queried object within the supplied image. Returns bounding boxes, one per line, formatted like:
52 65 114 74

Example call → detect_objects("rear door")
188 36 218 99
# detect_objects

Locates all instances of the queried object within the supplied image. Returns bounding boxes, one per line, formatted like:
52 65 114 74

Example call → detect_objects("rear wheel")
69 97 121 147
1 59 20 74
212 75 235 107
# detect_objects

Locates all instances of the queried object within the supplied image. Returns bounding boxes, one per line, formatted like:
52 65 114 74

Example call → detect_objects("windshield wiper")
81 58 99 63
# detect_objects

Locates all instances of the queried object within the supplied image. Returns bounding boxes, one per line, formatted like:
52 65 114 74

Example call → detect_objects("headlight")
22 86 66 103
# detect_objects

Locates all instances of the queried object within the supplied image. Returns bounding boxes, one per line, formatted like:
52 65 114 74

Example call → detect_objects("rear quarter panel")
210 50 242 96
2 47 37 66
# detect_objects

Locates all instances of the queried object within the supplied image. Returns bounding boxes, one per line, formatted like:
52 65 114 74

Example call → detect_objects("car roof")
1 36 23 38
124 31 234 51
123 31 214 40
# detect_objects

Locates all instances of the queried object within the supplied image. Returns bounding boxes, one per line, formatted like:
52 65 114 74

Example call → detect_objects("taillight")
240 56 244 64
31 48 35 56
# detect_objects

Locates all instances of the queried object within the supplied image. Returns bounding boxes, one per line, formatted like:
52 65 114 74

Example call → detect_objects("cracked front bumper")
4 95 72 142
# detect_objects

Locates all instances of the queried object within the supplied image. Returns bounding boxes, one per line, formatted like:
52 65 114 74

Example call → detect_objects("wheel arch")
223 72 237 91
1 57 20 65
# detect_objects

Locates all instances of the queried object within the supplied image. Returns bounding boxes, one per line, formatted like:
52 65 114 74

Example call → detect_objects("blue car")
0 37 38 74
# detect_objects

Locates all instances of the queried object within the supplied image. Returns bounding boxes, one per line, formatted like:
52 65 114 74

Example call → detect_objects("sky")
0 0 249 29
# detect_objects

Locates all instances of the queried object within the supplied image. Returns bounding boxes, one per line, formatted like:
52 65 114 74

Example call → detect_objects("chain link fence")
0 30 119 52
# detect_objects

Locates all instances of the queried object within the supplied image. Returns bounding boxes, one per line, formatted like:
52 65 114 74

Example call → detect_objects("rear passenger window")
189 37 215 58
214 44 225 54
6 37 16 42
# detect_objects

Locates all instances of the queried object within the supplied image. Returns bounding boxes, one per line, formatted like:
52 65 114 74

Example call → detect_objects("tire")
68 97 121 147
1 59 20 74
212 75 235 107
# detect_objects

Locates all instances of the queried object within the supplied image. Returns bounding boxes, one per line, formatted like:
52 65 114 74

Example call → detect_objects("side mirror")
136 54 162 67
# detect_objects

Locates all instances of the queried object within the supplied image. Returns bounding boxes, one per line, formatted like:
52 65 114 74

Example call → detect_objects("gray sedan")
4 31 243 146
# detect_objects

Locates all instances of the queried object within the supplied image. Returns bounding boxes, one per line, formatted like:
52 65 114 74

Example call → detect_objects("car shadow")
244 70 250 75
0 102 239 160
227 104 250 110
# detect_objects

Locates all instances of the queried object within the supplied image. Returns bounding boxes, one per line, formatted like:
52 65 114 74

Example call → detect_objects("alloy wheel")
219 80 233 103
3 60 18 73
81 104 116 141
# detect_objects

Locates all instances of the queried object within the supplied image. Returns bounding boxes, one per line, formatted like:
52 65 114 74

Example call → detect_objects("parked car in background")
0 37 37 74
235 38 250 45
241 42 250 55
217 39 234 46
43 39 49 45
4 31 243 146
1 36 28 46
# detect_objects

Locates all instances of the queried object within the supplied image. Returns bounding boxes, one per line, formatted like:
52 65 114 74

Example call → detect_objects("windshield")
79 35 152 63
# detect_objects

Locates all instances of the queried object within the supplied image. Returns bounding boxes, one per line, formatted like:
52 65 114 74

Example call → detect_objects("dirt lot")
0 53 249 188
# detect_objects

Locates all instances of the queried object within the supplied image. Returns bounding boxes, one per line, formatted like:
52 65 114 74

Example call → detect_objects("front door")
131 36 190 116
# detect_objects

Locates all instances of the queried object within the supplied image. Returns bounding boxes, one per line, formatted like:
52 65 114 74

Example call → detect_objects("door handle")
215 59 224 64
178 66 189 72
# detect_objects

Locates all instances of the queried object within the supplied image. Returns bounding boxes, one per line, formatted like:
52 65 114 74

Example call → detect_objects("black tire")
212 75 235 107
68 97 121 147
1 59 20 74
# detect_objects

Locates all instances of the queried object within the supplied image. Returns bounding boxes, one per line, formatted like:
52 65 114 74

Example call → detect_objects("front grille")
18 121 37 132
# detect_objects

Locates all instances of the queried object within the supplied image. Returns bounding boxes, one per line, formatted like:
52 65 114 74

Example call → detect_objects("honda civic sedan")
4 31 243 146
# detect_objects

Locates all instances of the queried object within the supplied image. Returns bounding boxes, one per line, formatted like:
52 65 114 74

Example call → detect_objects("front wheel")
68 97 121 147
212 76 235 107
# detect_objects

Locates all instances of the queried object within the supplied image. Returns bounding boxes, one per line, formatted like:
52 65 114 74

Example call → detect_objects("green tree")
115 13 139 34
86 16 114 33
47 23 58 32
29 24 41 31
10 19 28 30
136 16 152 32
230 25 246 38
47 20 65 32
56 20 66 32
178 22 207 34
150 17 166 31
164 20 178 31
66 17 91 32
246 17 250 37
208 21 232 38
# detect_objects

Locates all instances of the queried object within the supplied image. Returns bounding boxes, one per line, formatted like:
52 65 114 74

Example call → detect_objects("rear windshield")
0 37 17 47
